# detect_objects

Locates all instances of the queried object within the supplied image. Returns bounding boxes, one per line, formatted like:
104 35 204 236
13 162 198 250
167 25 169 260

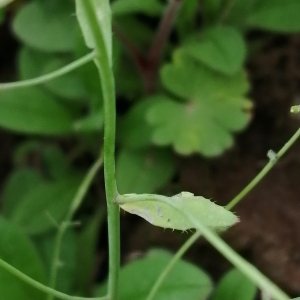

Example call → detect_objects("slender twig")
79 1 120 299
144 0 183 93
0 258 107 300
116 194 290 300
0 52 95 91
148 0 182 65
47 155 103 300
113 0 183 94
226 127 300 210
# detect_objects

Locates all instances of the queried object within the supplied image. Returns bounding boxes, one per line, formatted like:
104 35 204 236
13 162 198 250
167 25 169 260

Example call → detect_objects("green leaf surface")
13 140 41 165
13 1 77 52
74 39 102 97
18 47 53 80
118 98 156 149
0 217 46 300
34 229 76 293
175 0 198 40
211 268 257 300
225 0 258 28
120 192 238 231
76 0 112 64
74 110 103 132
202 0 223 24
153 52 251 156
1 168 44 218
247 0 300 32
112 0 163 16
96 249 212 300
74 208 104 295
0 88 74 135
182 26 246 75
18 47 87 101
12 176 82 235
114 16 155 51
41 145 69 179
116 148 176 194
42 58 88 100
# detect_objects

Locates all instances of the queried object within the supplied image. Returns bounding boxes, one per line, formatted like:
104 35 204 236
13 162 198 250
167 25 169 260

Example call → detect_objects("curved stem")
79 1 120 299
0 52 95 90
0 258 107 300
47 155 103 300
226 127 300 210
116 194 289 300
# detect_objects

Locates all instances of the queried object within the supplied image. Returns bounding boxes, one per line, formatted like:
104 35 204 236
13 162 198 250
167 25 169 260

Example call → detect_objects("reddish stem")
145 0 183 93
114 0 183 94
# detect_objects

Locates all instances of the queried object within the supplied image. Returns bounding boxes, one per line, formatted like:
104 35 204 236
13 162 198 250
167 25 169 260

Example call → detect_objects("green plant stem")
0 52 95 90
79 1 119 299
143 127 300 300
0 258 107 300
226 127 300 210
145 230 201 300
47 154 103 300
116 194 289 300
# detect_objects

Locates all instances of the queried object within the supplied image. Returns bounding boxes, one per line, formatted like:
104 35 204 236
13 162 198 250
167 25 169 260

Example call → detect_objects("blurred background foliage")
1 0 300 299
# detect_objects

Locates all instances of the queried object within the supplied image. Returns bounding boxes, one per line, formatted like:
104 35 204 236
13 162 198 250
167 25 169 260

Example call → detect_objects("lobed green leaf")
182 26 246 75
152 51 251 156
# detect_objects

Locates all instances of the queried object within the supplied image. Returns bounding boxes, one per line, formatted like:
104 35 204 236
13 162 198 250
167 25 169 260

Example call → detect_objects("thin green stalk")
0 52 95 90
145 231 201 300
144 126 300 300
79 1 119 299
0 258 107 300
227 127 300 210
116 194 289 300
47 155 103 300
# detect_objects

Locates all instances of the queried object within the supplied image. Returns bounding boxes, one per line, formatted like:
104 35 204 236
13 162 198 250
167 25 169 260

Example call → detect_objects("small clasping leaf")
118 192 239 231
